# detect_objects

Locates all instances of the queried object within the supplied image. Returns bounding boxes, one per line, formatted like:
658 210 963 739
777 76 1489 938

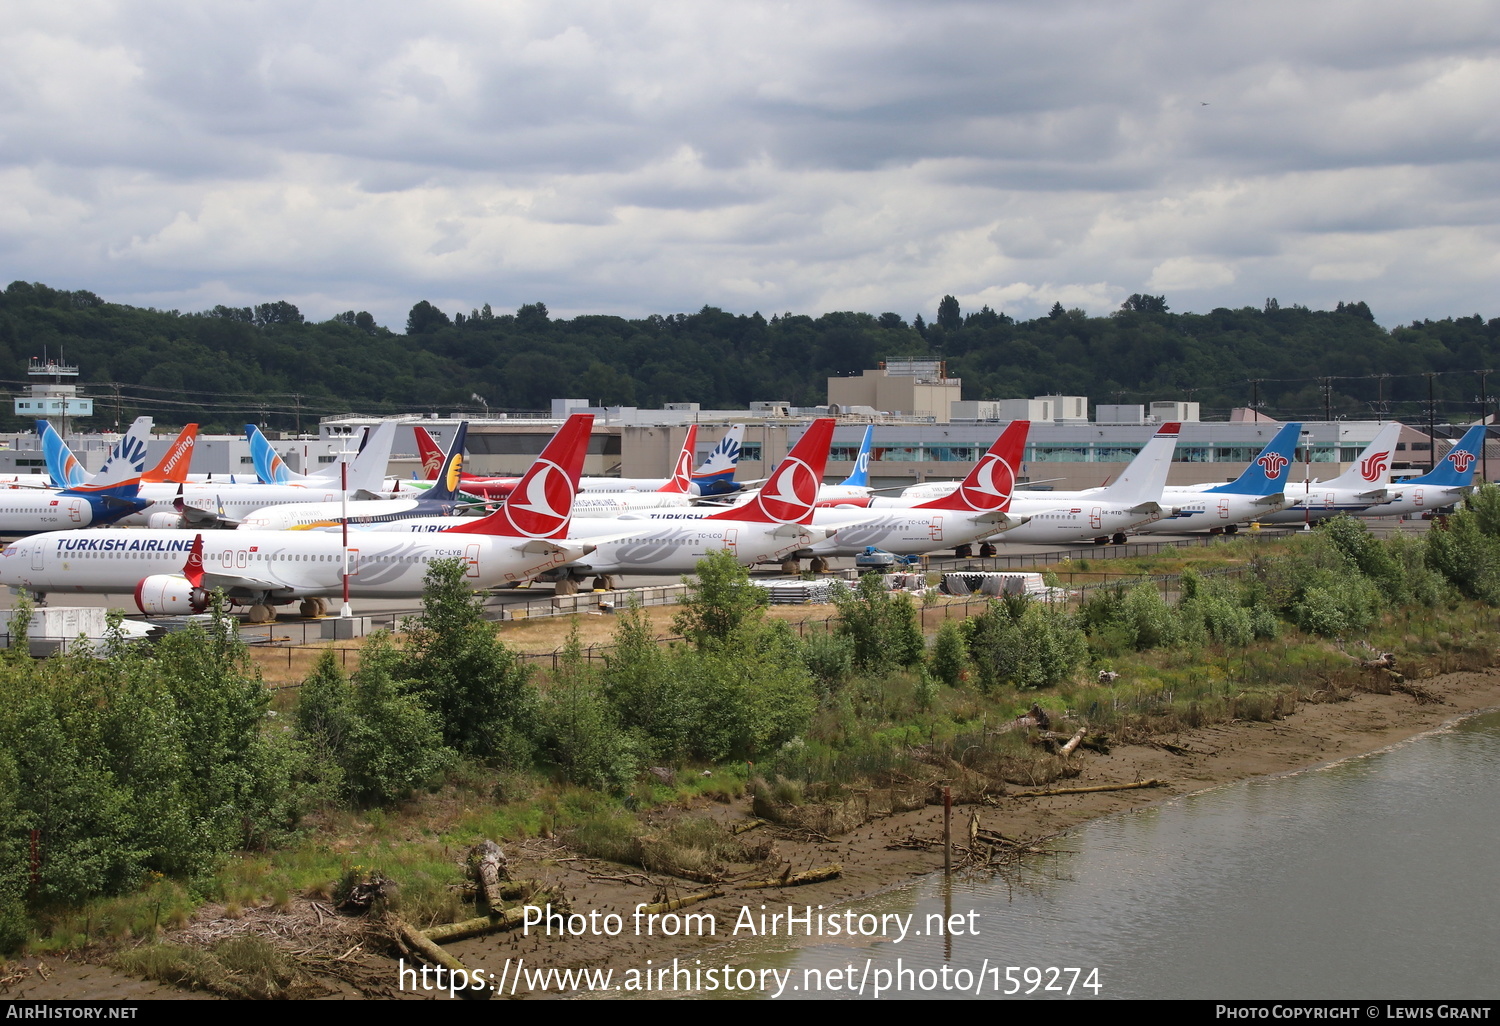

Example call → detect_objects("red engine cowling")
134 575 209 615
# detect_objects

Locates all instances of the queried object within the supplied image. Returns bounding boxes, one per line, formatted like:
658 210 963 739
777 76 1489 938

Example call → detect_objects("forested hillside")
2 280 1496 433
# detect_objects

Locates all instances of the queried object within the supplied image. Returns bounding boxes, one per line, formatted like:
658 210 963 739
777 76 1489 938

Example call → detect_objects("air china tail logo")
504 460 574 538
1448 449 1477 473
956 454 1016 512
753 456 819 523
1360 450 1391 482
1256 453 1290 479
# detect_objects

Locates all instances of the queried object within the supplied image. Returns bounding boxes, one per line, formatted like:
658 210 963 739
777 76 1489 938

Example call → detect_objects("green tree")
672 549 768 651
832 573 925 673
937 295 962 331
401 559 538 764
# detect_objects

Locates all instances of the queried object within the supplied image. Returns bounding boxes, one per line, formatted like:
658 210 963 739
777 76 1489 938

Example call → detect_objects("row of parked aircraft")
0 414 1486 617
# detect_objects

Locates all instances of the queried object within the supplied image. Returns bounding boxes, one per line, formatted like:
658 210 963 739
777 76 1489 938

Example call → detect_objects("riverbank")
10 665 1499 1001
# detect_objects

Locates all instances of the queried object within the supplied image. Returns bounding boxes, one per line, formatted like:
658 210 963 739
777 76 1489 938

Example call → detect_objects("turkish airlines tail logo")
920 421 1027 513
1448 449 1476 473
1360 450 1391 482
443 414 593 539
1257 453 1289 480
711 419 833 525
661 425 697 493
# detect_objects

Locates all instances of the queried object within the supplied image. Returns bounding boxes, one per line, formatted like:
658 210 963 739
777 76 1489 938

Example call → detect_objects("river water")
725 710 1500 1000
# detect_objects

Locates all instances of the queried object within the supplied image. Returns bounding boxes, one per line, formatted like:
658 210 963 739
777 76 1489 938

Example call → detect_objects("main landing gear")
298 598 330 618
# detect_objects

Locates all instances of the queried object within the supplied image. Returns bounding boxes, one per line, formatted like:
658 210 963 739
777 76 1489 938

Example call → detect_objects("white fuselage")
1255 485 1391 524
993 495 1168 543
0 493 121 535
0 527 591 601
1126 488 1288 534
123 481 380 527
237 497 467 531
569 492 697 517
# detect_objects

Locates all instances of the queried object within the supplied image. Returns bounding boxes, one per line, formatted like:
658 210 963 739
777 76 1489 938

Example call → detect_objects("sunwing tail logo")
1360 450 1391 482
1448 449 1476 473
1257 453 1290 479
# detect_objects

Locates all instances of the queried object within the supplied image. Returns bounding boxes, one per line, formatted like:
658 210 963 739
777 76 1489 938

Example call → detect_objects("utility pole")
1427 373 1437 472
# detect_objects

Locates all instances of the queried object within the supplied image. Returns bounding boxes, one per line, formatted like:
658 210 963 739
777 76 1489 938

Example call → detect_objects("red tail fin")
442 414 593 538
708 418 835 525
916 421 1029 513
414 425 446 481
656 425 698 493
143 424 199 484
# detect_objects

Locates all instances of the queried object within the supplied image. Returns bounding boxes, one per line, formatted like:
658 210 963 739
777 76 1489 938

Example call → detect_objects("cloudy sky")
3 0 1497 329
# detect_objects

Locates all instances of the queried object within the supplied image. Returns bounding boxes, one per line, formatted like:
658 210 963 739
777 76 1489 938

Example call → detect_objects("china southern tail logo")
1256 453 1289 479
1360 450 1390 482
1448 449 1476 473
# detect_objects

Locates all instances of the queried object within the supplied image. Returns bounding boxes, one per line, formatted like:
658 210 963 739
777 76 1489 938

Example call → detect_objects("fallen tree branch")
741 864 842 890
1009 779 1166 798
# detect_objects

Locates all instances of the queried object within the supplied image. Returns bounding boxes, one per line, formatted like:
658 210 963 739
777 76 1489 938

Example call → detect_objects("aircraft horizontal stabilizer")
1354 488 1388 500
1254 492 1286 506
1127 501 1163 516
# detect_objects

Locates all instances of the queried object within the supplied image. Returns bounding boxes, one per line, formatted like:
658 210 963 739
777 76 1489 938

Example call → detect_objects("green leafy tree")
672 549 768 651
401 559 538 764
832 573 925 673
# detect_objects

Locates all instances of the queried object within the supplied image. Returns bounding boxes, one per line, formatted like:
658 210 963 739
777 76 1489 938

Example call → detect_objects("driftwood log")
392 917 491 1001
468 840 508 913
1010 779 1166 798
742 864 842 890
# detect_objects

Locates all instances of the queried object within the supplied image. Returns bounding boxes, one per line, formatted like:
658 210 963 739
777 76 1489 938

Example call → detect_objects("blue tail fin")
1406 425 1487 487
38 420 89 488
421 423 469 502
839 425 874 488
1206 422 1302 495
65 417 151 503
247 424 293 484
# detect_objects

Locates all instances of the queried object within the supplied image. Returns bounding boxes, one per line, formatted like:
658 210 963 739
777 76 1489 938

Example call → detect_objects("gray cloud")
1 0 1497 331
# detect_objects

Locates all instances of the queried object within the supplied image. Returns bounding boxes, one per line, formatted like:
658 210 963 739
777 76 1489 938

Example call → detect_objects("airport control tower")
14 356 93 435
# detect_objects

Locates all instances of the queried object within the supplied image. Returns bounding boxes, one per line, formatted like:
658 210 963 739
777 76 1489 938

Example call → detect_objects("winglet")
707 418 835 525
915 421 1030 513
442 414 593 538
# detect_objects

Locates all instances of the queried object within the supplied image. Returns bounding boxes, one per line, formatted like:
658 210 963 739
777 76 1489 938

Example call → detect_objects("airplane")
408 422 748 499
40 419 201 490
816 422 1181 550
0 418 153 535
986 421 1182 546
0 415 600 620
1254 422 1404 526
129 422 399 528
785 421 1030 570
1359 424 1487 519
648 422 1031 570
330 419 843 592
237 423 482 530
249 423 393 488
1127 422 1301 535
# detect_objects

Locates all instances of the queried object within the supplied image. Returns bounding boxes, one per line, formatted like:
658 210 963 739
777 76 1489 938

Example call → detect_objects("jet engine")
148 512 186 530
134 575 209 615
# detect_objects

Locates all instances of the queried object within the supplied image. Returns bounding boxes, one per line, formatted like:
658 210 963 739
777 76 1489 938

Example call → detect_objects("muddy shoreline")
10 667 1500 1000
